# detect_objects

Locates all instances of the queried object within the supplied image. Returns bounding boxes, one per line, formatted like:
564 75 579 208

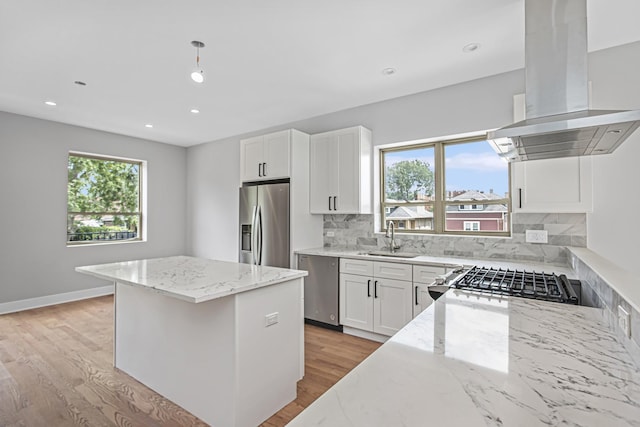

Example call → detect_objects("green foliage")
385 160 434 201
67 156 140 233
69 224 136 241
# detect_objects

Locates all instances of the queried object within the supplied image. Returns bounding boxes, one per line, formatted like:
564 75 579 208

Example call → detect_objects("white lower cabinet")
412 265 447 318
340 273 374 331
374 278 413 336
340 259 412 337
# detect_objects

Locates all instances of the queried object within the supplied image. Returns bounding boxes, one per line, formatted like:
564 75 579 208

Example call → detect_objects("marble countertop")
288 290 640 426
76 256 307 303
296 247 575 277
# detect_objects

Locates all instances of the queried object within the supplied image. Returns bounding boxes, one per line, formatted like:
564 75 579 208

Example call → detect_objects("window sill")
373 231 511 239
66 239 146 248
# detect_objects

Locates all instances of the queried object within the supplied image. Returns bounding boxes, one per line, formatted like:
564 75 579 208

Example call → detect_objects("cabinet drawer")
373 262 412 281
413 265 447 283
340 258 374 276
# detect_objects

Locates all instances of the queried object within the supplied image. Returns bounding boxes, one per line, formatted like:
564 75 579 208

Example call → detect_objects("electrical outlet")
265 312 279 327
525 229 548 244
618 305 631 338
326 231 335 237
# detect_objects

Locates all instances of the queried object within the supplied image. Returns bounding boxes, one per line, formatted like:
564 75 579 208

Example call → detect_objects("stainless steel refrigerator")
239 180 290 268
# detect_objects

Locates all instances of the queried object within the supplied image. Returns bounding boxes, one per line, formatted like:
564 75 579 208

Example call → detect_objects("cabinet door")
340 258 374 276
412 265 447 284
334 129 359 213
241 136 264 182
263 130 291 180
309 135 337 213
339 273 373 331
373 261 412 281
412 282 435 318
511 156 593 212
373 278 412 336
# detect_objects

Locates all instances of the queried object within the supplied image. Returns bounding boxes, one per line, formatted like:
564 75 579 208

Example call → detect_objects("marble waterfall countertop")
76 256 307 303
296 247 575 277
288 290 640 426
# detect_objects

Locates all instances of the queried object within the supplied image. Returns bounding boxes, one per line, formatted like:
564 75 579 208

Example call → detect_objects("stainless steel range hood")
487 0 640 161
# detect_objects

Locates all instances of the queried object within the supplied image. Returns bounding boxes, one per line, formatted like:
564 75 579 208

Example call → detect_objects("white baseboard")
0 285 114 315
342 326 389 343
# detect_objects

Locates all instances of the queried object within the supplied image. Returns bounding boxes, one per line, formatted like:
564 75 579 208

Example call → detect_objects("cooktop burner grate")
451 266 579 305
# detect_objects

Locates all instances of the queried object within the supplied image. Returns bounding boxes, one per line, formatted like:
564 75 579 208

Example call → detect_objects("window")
67 153 143 244
464 221 480 231
381 136 510 236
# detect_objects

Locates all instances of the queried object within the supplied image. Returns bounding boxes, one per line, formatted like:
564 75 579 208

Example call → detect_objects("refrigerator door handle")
256 205 263 265
251 206 258 265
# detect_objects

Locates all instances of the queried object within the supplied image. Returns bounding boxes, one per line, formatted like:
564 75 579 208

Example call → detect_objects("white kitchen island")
76 256 307 427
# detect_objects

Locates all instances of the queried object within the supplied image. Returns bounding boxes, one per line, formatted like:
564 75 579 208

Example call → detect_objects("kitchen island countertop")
76 255 307 303
288 289 640 426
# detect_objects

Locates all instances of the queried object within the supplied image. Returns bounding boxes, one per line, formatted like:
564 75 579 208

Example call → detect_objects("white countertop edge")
295 247 575 276
75 262 307 304
568 247 640 312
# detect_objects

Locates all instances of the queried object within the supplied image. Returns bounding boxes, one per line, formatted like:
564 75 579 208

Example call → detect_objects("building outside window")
67 153 143 244
380 136 510 236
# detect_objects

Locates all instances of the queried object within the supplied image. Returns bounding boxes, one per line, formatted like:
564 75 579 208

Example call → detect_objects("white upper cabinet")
309 126 372 214
240 130 291 182
510 94 593 212
512 156 593 212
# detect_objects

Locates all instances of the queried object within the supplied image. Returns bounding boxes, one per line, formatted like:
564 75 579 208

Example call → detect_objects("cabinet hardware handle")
263 162 267 176
367 280 371 297
333 196 337 211
518 188 522 209
374 280 378 299
415 285 419 305
328 196 332 211
258 163 262 177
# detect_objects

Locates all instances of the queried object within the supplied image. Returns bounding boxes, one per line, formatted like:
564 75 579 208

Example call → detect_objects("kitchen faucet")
385 220 401 253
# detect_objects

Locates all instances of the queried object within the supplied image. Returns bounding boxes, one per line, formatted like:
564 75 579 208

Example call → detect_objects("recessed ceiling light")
463 43 481 53
190 109 200 114
44 101 57 106
145 124 153 128
381 67 397 76
74 81 87 86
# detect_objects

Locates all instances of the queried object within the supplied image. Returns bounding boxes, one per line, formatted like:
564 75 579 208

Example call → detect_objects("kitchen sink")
359 251 419 259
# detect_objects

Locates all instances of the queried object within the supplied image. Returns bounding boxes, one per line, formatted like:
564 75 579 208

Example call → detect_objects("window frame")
67 152 144 246
380 135 511 237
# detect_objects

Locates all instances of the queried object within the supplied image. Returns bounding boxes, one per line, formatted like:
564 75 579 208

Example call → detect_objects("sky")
384 140 509 198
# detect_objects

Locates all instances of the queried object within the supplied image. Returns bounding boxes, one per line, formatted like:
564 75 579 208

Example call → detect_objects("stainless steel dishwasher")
297 254 341 330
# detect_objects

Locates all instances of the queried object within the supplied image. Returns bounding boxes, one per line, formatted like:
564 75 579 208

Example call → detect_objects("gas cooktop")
451 266 580 305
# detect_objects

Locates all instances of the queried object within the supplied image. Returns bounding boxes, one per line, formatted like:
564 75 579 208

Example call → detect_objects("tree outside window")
67 153 143 244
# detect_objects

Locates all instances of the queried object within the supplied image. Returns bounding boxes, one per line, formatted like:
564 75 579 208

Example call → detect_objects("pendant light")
190 41 205 83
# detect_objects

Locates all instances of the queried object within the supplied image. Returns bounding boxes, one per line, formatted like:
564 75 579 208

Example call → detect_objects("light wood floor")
0 296 380 426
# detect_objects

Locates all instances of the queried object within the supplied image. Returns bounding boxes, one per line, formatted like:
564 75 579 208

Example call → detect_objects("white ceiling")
1 0 640 147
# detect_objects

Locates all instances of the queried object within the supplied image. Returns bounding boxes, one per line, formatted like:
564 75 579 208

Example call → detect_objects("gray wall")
587 42 640 273
186 137 240 262
0 112 187 304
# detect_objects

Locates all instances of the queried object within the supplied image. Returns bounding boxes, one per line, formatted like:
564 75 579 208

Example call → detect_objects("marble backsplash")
323 212 587 266
569 252 640 367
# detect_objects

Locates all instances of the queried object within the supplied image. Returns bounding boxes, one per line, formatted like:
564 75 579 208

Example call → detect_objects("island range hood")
487 0 640 161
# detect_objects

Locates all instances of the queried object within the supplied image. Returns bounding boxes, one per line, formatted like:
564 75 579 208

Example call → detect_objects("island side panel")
234 277 303 427
114 282 237 427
